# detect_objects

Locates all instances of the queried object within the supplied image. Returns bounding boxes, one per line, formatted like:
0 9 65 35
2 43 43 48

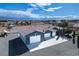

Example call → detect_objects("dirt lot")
16 25 32 28
0 27 7 32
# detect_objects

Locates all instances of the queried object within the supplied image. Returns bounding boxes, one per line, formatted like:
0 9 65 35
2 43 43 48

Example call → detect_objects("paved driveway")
21 39 79 56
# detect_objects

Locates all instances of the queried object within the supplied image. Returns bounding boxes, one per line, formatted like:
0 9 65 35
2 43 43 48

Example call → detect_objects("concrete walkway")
0 33 19 56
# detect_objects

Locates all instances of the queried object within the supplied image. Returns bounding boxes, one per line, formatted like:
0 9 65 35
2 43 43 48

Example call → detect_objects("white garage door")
52 32 56 36
44 33 50 38
30 35 41 44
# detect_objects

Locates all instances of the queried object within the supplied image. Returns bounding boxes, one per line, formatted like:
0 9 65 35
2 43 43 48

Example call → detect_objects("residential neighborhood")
0 20 79 56
0 3 79 56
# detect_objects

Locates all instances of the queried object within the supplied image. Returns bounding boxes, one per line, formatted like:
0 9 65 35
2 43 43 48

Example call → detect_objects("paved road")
0 33 19 56
21 39 79 56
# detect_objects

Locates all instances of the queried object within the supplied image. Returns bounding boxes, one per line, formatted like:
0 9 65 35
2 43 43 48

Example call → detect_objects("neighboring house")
25 31 44 45
73 23 79 29
43 30 52 40
72 23 79 34
15 27 44 49
25 31 44 49
31 25 53 41
15 25 53 49
11 25 57 50
49 29 57 37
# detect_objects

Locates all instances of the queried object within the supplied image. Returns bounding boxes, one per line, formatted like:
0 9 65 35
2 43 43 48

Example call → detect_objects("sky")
0 3 79 20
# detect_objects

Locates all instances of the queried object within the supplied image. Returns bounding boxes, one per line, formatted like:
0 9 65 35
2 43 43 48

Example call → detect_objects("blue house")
43 30 52 40
24 30 44 49
25 31 44 45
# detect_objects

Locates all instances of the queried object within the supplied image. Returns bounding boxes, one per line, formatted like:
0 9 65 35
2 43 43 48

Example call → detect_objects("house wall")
25 31 44 45
44 33 51 38
51 30 57 37
30 35 41 44
44 31 52 40
25 31 52 50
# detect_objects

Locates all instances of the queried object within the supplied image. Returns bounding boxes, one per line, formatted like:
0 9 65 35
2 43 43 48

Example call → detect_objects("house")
25 31 44 45
31 25 53 41
43 30 52 40
14 25 54 50
15 27 44 49
25 30 44 49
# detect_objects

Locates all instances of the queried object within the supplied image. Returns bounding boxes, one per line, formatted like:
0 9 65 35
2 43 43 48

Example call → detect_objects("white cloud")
25 8 42 18
30 3 51 9
45 7 62 12
0 8 79 20
30 3 51 8
0 8 42 19
0 5 62 19
0 9 25 15
30 4 37 8
0 8 65 19
30 3 62 12
36 3 51 7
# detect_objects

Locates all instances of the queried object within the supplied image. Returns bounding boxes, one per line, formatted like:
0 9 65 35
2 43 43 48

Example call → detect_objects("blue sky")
0 3 79 20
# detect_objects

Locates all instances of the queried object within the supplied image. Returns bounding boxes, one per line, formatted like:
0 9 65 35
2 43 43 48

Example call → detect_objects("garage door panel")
30 35 41 44
52 32 56 36
44 33 50 38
